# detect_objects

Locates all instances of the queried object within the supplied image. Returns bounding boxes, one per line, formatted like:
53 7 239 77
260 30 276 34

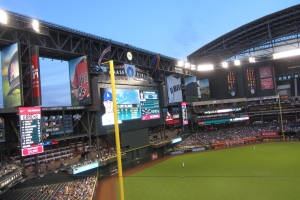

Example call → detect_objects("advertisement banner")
0 117 5 143
1 43 22 108
181 102 188 125
164 108 180 125
260 131 279 137
199 79 210 101
73 162 99 174
260 66 274 90
170 150 184 155
69 56 91 106
197 80 201 98
103 64 152 85
172 137 182 144
261 78 274 90
192 147 205 152
30 46 42 105
259 66 272 78
185 76 198 102
166 74 182 103
151 153 158 160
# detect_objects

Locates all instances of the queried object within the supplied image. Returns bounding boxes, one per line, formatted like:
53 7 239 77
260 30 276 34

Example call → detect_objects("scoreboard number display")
19 107 43 156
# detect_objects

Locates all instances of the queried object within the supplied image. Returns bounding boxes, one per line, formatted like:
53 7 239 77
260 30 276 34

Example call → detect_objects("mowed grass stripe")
117 142 300 200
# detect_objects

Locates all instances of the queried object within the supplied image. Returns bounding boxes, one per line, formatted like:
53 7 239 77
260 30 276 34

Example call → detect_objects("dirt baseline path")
96 142 267 200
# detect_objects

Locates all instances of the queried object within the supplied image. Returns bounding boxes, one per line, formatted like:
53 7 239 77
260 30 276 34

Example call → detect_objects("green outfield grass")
118 142 300 200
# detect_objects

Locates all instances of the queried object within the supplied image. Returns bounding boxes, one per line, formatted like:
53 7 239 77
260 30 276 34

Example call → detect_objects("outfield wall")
97 145 165 181
121 146 165 171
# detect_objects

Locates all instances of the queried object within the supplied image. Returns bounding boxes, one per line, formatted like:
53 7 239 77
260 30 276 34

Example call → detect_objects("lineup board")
19 107 43 156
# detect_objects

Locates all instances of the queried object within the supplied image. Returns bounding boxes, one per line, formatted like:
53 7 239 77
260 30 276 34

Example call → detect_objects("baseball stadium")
0 4 300 200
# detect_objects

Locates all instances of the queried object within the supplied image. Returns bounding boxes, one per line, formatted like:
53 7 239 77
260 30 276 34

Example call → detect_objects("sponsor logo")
192 147 205 152
170 150 184 155
151 153 158 160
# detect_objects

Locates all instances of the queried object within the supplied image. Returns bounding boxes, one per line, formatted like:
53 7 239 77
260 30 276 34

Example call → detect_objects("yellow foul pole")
109 60 125 200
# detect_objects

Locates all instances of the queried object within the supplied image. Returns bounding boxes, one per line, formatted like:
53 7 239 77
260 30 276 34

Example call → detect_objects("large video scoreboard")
19 107 43 156
101 88 160 125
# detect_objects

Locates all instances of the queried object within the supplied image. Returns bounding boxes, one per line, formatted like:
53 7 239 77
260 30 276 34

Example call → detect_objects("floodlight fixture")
249 57 256 63
273 49 300 59
0 10 7 24
197 64 213 71
32 19 40 32
234 60 241 66
177 60 184 67
191 64 196 70
221 62 228 68
185 62 190 69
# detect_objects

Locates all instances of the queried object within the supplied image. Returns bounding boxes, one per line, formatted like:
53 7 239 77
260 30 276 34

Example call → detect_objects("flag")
151 54 160 71
98 45 111 66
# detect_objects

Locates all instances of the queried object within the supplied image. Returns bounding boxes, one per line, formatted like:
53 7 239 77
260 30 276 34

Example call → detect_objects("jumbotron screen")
101 88 160 125
19 107 43 156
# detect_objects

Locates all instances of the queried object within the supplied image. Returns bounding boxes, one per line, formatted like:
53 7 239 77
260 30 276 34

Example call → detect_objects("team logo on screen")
124 64 135 80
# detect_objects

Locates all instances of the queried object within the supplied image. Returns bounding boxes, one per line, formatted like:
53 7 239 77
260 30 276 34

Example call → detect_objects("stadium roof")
188 4 300 68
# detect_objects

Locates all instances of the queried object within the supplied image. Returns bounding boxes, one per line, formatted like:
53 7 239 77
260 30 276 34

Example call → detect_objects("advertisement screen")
73 162 99 174
19 107 43 156
172 137 182 144
164 107 180 125
1 43 22 108
181 102 188 125
0 117 5 143
42 115 73 137
69 56 91 106
260 66 274 90
140 90 160 120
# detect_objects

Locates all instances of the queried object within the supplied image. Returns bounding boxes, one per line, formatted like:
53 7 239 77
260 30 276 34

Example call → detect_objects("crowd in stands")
0 164 19 181
0 176 96 200
177 126 258 149
66 146 122 172
252 123 300 133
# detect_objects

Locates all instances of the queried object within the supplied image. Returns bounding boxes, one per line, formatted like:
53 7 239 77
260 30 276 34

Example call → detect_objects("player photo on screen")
139 90 146 101
69 56 91 106
102 91 122 126
1 43 22 108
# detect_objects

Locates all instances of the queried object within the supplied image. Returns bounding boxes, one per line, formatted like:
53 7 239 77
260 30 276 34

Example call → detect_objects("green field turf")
118 142 300 200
